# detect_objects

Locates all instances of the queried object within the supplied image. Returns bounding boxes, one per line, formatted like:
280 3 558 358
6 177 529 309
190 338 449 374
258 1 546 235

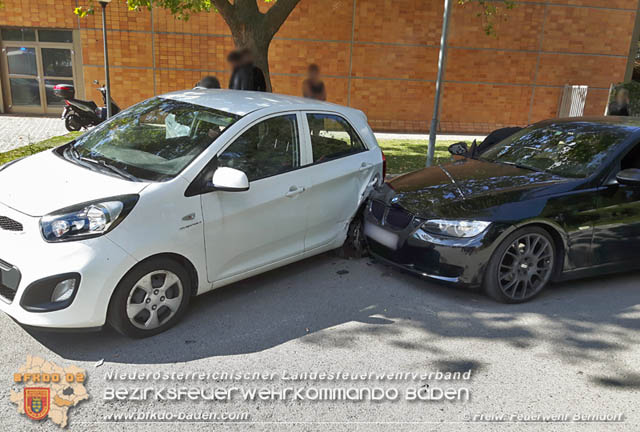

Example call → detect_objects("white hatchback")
0 90 383 337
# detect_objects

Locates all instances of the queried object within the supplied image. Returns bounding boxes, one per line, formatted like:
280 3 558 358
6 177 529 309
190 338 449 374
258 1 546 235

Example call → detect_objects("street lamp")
99 0 113 119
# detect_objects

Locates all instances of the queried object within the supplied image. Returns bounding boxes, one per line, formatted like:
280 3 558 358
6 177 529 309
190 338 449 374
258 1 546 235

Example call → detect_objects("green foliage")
458 0 516 36
0 132 82 165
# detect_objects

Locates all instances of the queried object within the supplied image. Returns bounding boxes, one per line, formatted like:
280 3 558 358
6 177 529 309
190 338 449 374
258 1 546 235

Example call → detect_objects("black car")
364 117 640 303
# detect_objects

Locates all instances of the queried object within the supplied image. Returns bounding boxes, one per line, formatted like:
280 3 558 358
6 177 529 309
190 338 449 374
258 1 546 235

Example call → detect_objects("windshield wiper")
68 147 140 182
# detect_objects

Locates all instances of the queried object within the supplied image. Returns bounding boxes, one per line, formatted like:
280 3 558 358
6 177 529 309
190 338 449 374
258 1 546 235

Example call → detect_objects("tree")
75 0 300 92
71 0 513 92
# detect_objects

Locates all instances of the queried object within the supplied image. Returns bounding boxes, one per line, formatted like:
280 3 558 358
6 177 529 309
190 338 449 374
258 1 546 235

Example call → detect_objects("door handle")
285 186 305 197
359 162 373 172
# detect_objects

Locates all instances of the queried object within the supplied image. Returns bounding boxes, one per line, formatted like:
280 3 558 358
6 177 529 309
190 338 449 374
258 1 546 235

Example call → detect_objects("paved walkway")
0 114 487 154
0 115 67 153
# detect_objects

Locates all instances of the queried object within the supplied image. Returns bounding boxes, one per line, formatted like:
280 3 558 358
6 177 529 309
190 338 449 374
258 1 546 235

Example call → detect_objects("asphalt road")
1 253 638 431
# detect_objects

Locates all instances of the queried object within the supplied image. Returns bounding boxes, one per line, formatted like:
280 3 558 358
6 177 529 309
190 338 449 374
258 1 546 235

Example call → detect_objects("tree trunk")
212 0 302 94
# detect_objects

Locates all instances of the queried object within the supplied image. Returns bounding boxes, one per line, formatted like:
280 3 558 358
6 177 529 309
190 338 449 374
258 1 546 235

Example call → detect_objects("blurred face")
308 69 320 80
616 91 629 105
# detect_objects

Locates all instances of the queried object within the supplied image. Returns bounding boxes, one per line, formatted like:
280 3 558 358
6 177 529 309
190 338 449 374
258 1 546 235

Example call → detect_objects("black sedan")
364 117 640 303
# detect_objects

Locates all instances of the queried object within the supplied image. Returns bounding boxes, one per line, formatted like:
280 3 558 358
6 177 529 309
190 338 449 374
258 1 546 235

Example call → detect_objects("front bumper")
0 203 137 329
363 202 510 288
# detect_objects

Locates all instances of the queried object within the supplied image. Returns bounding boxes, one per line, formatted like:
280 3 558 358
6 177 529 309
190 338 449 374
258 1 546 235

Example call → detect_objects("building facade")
0 0 638 133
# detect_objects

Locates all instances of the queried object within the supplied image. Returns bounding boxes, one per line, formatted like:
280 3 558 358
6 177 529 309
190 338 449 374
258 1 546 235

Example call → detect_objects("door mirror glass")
211 167 249 192
448 142 468 156
616 168 640 187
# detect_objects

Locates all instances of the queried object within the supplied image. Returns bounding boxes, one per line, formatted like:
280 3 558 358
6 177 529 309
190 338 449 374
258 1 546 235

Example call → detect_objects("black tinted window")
307 113 365 163
481 122 633 178
218 115 300 181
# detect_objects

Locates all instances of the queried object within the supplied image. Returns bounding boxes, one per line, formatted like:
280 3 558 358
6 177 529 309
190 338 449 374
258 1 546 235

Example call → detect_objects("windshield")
71 97 239 181
480 122 633 178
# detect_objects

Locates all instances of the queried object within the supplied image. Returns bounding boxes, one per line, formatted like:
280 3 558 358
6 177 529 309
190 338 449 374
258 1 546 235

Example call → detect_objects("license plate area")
364 222 399 250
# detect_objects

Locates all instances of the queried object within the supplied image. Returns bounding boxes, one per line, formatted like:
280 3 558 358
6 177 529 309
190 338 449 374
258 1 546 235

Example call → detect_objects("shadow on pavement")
26 253 640 388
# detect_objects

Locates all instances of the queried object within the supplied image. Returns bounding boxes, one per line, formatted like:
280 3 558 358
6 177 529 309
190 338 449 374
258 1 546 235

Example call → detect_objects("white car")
0 90 384 337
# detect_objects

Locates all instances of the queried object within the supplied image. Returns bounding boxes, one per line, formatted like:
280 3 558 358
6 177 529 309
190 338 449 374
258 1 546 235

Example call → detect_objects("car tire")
484 226 556 303
336 214 367 259
108 258 191 338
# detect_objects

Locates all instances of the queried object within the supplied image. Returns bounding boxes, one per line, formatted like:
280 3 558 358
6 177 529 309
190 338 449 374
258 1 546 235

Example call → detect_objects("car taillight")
381 149 387 179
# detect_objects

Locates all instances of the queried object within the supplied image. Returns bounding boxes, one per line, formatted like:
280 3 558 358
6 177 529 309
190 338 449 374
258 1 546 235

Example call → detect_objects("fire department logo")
10 356 89 428
24 387 50 420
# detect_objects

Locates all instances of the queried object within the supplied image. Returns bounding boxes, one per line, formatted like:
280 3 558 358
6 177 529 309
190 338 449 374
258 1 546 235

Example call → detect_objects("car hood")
0 150 149 217
385 158 573 220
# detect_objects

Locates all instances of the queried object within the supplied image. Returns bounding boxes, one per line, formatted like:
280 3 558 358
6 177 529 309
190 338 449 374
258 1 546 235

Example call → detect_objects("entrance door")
1 28 76 114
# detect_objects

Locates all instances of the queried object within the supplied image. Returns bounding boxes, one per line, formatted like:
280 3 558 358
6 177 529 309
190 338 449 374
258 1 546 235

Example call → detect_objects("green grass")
0 133 468 176
0 132 82 165
378 139 469 175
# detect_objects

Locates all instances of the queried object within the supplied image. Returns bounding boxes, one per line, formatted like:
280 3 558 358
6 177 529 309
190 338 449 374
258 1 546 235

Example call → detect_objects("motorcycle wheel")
64 115 83 132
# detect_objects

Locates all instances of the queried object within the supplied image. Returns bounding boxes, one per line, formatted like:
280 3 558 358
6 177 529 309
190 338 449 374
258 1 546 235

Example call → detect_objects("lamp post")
426 0 453 167
99 0 113 119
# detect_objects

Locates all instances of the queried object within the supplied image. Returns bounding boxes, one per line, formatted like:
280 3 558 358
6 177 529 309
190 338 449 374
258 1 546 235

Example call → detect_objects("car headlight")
422 219 491 238
40 195 139 242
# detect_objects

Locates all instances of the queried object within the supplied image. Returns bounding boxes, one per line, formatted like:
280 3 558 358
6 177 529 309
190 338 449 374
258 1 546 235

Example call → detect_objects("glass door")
1 28 75 114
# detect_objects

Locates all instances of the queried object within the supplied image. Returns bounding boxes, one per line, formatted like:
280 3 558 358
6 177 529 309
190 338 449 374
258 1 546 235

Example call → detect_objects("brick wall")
0 0 637 133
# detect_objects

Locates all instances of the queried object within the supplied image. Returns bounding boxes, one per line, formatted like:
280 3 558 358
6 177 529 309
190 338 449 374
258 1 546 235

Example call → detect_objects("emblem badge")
24 387 50 421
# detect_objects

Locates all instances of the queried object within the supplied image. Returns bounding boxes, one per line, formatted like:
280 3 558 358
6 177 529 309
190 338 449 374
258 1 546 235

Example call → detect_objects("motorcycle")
54 80 121 132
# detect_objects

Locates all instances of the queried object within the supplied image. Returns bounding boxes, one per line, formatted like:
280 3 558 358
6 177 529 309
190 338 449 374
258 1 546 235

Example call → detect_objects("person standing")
608 88 630 116
243 49 267 92
302 64 326 101
228 50 254 91
228 49 267 92
194 76 221 89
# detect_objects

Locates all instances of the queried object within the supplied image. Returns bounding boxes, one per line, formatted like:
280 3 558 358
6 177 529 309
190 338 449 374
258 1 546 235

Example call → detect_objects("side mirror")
448 142 468 156
616 168 640 187
211 167 249 192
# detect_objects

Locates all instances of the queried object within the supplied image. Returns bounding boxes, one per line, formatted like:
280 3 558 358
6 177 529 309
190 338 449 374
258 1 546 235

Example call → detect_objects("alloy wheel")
497 233 554 300
126 270 184 330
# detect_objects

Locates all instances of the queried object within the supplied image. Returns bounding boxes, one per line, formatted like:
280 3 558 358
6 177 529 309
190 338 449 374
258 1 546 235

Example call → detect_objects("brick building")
0 0 638 133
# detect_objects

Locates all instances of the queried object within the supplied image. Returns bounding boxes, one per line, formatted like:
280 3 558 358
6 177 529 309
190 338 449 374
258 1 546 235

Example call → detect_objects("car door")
200 112 312 283
301 112 380 252
593 140 640 265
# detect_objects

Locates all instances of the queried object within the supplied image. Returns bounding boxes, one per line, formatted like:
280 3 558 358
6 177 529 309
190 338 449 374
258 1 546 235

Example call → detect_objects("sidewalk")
0 115 67 153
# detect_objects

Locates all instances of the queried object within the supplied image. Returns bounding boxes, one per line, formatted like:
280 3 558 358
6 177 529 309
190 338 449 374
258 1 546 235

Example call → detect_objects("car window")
218 114 300 182
621 142 640 170
306 113 366 163
480 122 633 178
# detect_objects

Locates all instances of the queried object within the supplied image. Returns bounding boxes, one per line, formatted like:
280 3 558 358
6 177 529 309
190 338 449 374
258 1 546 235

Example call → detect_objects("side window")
218 114 300 182
621 142 640 170
306 113 366 163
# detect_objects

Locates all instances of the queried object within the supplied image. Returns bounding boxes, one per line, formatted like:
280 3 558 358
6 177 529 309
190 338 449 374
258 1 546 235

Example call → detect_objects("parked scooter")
54 80 120 132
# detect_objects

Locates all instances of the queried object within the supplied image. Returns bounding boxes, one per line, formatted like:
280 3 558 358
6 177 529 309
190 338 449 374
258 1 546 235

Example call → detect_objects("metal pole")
100 1 113 119
427 0 453 167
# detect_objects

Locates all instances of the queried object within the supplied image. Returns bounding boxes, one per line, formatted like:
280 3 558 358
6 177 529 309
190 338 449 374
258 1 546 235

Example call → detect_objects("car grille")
386 206 413 229
370 200 385 222
0 216 23 232
0 258 20 303
369 200 414 230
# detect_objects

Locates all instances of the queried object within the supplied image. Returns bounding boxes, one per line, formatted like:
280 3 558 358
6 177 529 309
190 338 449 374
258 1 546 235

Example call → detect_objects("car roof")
160 89 361 118
535 116 640 131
